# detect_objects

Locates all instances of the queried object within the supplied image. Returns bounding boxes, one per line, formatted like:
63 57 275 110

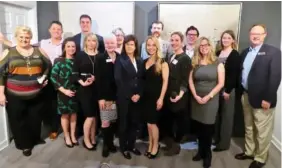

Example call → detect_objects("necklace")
87 54 95 74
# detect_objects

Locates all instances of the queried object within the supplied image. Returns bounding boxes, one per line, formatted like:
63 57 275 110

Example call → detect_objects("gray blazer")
140 39 172 60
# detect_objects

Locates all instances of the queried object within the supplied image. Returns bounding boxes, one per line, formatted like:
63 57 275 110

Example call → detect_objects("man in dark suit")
235 24 281 168
73 14 105 53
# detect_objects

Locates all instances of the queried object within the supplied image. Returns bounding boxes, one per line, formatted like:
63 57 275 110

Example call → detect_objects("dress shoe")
22 149 32 156
147 145 160 159
49 132 58 140
121 151 132 160
72 140 79 146
102 146 110 158
144 147 151 157
130 148 141 155
192 152 202 161
109 145 117 153
64 138 74 148
92 142 97 148
213 147 227 152
235 153 254 160
249 161 265 168
83 141 95 151
203 157 211 168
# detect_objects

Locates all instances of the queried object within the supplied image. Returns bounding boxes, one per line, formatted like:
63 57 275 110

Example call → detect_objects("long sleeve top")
0 47 51 99
50 57 76 91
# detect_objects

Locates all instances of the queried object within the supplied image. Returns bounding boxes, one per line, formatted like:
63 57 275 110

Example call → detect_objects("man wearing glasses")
235 24 281 168
183 26 200 58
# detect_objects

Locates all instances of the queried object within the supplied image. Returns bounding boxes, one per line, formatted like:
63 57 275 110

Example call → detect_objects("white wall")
58 2 135 37
159 3 242 47
272 59 282 151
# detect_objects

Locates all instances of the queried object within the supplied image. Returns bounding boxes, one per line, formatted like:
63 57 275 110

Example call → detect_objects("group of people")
0 14 280 168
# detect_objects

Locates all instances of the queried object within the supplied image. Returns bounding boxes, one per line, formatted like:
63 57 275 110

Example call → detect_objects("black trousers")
192 120 214 159
118 100 139 152
6 93 45 150
42 82 59 133
159 106 187 141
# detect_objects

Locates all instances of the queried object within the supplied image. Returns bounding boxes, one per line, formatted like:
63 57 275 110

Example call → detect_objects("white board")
159 3 242 47
59 2 135 37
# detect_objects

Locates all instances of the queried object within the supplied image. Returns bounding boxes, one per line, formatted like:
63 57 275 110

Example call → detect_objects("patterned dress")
50 57 77 115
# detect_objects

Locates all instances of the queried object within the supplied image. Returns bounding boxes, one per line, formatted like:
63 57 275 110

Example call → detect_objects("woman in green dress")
50 38 78 148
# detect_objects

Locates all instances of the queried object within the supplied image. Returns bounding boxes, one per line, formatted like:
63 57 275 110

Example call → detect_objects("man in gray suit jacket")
235 24 281 168
140 21 172 60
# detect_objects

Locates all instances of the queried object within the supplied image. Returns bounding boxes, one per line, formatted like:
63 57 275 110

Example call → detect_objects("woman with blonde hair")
213 30 240 152
0 26 51 156
189 37 225 168
142 36 169 159
72 33 100 150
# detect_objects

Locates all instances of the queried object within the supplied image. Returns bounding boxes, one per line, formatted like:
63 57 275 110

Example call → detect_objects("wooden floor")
0 135 280 168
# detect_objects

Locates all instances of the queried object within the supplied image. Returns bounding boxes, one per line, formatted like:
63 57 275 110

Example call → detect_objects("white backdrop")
58 2 135 37
159 3 242 47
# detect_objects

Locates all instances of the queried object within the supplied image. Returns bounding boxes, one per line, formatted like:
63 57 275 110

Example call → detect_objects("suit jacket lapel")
251 44 266 70
120 54 136 77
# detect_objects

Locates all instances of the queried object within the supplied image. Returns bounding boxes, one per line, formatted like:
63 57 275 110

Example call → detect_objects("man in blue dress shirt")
235 24 281 168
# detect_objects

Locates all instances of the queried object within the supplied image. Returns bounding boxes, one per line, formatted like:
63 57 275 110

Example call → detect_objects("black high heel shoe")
144 151 151 157
144 146 151 157
71 139 79 146
83 141 95 151
147 145 160 159
91 142 97 150
64 138 74 148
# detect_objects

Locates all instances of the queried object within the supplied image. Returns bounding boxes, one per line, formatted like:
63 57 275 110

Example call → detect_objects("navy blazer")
114 54 144 100
72 33 105 53
239 44 281 108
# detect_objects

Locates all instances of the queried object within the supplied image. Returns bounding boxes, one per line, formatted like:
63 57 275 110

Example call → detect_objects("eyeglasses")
187 34 198 37
115 34 124 37
250 33 266 36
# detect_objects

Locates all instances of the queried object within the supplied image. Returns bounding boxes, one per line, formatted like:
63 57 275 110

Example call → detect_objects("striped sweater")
0 47 51 99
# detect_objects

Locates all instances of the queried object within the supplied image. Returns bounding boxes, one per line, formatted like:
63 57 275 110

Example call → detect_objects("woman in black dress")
50 38 78 148
114 35 144 160
143 36 169 159
72 33 99 150
95 34 119 157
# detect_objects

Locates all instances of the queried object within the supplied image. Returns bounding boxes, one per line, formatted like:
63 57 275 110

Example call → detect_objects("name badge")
172 59 178 65
33 55 40 59
106 58 112 63
258 52 266 56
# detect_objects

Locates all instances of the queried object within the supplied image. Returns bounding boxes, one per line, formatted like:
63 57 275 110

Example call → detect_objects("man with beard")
141 21 172 60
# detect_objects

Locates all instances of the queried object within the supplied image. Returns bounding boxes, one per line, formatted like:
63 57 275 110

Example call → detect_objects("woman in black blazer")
95 34 119 157
164 31 192 156
114 34 144 160
214 30 241 152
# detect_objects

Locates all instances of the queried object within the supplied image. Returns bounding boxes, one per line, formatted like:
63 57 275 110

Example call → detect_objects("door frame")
0 1 38 151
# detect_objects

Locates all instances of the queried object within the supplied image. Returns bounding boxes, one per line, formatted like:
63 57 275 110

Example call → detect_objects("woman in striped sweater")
0 26 51 156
